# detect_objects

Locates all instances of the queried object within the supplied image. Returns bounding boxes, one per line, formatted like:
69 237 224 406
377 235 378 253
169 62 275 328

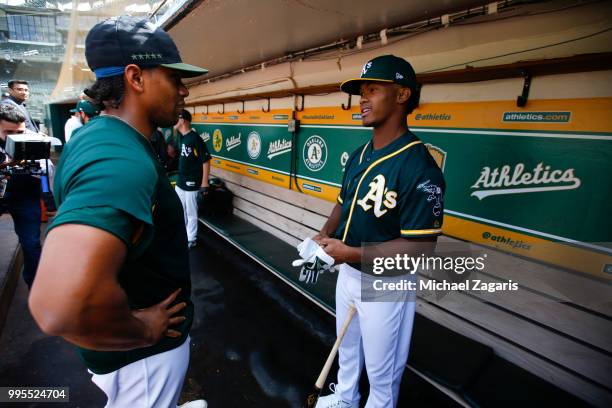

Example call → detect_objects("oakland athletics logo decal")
212 129 223 153
303 135 327 172
247 131 261 160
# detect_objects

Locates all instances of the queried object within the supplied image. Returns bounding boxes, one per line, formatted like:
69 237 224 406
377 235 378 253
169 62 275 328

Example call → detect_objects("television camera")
0 133 61 213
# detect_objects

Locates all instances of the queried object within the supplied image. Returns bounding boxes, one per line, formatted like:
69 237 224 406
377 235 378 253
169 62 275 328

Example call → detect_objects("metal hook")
204 105 209 115
516 70 531 107
295 95 305 112
237 101 245 114
341 94 352 110
218 103 225 114
262 98 270 113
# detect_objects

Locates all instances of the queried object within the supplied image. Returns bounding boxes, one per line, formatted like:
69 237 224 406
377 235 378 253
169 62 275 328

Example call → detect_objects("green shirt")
335 131 445 272
176 129 211 191
50 115 193 374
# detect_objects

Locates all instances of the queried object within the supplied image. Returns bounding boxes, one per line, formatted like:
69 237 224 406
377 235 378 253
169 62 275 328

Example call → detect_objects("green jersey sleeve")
399 163 445 238
49 206 135 246
51 135 158 234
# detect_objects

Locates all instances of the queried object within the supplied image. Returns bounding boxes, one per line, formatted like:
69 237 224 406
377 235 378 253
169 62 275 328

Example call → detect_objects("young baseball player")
174 109 211 249
29 16 209 408
314 55 445 407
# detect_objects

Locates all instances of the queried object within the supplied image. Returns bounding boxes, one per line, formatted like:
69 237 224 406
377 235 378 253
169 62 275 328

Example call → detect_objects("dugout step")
409 313 493 391
199 213 260 237
463 354 589 408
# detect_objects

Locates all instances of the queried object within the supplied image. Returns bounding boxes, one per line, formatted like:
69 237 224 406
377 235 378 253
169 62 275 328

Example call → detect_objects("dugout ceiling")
166 0 489 79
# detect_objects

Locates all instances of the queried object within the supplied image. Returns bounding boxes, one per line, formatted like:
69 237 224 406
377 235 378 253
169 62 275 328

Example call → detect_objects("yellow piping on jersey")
341 140 422 242
401 228 442 236
358 142 370 165
337 195 343 204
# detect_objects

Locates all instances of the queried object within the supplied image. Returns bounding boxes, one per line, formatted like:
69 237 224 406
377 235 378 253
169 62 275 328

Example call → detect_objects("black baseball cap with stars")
341 55 418 95
85 15 208 80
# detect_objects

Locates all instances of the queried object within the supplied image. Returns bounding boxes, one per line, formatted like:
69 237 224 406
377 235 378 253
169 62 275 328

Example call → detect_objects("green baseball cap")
70 100 99 116
340 55 418 95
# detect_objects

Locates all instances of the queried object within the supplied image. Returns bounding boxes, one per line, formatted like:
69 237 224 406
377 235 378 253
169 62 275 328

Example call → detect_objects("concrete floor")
0 226 459 407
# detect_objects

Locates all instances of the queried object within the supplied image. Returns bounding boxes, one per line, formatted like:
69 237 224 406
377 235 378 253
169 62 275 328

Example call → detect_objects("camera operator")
0 104 42 289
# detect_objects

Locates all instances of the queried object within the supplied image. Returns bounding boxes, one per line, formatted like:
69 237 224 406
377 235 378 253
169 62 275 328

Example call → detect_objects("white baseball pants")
175 186 199 242
90 336 191 408
335 264 416 408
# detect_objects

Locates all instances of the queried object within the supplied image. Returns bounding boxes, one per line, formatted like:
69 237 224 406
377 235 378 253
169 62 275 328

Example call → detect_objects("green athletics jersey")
335 131 445 272
176 129 211 191
49 115 193 375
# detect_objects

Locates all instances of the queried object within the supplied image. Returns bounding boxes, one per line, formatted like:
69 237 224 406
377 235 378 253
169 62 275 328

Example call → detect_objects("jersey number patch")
357 174 397 217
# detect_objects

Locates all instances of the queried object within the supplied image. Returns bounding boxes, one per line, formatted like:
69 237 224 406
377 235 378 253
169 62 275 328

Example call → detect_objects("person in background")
2 80 38 132
64 110 82 144
0 104 42 289
65 100 100 143
174 109 210 249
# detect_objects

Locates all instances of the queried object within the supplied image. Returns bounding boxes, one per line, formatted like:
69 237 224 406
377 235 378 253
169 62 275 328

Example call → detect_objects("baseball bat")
304 305 357 408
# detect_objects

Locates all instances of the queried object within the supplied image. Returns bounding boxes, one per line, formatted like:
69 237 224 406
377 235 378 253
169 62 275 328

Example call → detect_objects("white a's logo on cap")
396 72 404 80
362 61 372 76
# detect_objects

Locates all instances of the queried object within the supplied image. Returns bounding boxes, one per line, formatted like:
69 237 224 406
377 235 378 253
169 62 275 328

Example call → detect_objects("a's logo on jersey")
425 143 447 172
247 131 261 160
417 180 443 217
361 61 372 75
303 135 327 172
212 129 223 152
181 144 193 157
357 174 397 218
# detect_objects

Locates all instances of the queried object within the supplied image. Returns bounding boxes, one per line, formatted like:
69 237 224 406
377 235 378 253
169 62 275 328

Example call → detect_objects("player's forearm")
33 280 154 350
320 204 342 237
201 161 210 187
62 314 153 351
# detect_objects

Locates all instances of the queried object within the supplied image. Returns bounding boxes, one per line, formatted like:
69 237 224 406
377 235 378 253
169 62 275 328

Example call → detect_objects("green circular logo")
303 135 327 172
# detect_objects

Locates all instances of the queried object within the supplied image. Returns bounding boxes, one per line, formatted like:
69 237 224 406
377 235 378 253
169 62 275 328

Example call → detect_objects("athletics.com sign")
502 111 571 123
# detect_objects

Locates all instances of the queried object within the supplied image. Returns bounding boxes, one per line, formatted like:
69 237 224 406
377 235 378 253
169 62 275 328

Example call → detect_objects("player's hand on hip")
131 288 187 346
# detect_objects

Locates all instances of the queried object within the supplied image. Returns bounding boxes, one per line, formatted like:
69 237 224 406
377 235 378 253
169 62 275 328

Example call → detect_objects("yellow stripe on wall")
443 215 611 281
211 157 290 188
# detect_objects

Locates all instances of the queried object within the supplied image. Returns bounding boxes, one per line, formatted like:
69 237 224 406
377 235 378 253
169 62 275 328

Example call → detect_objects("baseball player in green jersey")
174 109 211 248
314 55 445 407
29 16 208 408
